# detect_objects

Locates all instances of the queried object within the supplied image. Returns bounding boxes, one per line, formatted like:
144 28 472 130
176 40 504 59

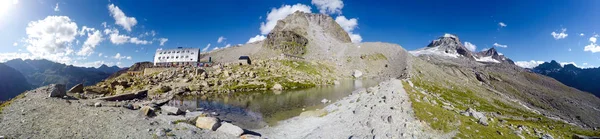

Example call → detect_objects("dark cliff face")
0 63 31 101
533 61 600 97
475 48 515 65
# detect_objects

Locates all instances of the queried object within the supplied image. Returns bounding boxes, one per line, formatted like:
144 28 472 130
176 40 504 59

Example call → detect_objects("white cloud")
71 60 116 68
108 4 137 32
568 48 572 51
104 28 130 45
225 44 231 48
481 48 489 51
260 4 312 35
77 30 104 56
580 33 585 36
24 16 78 64
335 16 362 43
464 42 477 51
493 43 507 48
217 36 226 43
98 53 103 57
0 52 34 62
311 0 344 14
515 60 545 68
113 53 130 60
551 28 568 40
202 43 211 52
584 35 600 53
101 22 107 28
12 42 17 46
247 35 266 44
54 3 59 12
158 38 168 46
498 22 506 27
212 47 220 50
559 62 578 67
129 37 151 45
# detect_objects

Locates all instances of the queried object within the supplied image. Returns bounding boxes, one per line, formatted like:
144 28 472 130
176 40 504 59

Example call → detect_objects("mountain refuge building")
154 47 211 67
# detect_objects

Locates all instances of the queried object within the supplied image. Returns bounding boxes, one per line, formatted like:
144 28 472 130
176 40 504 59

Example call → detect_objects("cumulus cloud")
559 62 578 67
108 4 137 32
158 38 168 46
98 53 103 57
463 42 477 51
580 33 585 36
225 44 231 48
584 35 600 53
498 22 506 27
113 53 130 60
0 53 34 62
71 60 116 68
247 35 266 44
202 43 211 52
311 0 344 14
551 28 568 40
54 3 59 12
217 36 226 43
24 16 78 63
335 16 362 43
12 42 17 46
493 43 507 48
129 37 151 45
259 4 312 35
77 30 104 56
515 60 545 68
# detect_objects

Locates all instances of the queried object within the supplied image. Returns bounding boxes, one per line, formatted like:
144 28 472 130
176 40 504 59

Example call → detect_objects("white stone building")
153 47 201 67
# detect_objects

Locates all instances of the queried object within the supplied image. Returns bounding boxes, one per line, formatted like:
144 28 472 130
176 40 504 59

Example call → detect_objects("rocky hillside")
0 63 31 101
264 11 350 55
3 59 119 89
475 47 515 64
533 60 600 97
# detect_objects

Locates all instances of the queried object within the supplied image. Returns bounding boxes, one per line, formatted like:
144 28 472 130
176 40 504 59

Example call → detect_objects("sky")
1 0 600 69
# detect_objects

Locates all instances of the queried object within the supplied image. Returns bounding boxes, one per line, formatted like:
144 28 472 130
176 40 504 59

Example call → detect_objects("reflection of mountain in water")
172 79 380 129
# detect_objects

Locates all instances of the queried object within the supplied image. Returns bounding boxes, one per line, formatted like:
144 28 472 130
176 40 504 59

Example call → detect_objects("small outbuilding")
238 56 251 65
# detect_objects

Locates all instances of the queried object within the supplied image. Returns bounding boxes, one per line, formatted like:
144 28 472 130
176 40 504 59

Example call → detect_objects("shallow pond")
166 79 380 129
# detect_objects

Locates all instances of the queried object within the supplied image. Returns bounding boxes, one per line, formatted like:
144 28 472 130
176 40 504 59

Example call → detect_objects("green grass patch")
280 60 321 75
361 53 388 61
0 92 27 114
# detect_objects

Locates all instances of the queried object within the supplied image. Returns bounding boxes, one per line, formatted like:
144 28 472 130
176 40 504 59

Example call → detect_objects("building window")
185 56 189 58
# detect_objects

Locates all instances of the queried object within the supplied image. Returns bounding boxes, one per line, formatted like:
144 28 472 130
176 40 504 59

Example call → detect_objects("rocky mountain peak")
480 47 498 57
413 34 475 59
264 11 350 55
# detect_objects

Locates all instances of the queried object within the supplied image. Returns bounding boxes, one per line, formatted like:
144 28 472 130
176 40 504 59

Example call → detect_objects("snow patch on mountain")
474 56 500 63
409 47 460 58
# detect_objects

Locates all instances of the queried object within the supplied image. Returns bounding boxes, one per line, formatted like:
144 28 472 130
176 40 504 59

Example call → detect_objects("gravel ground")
257 78 452 139
0 85 235 139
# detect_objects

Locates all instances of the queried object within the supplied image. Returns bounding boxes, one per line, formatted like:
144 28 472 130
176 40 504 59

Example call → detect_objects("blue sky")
1 0 600 68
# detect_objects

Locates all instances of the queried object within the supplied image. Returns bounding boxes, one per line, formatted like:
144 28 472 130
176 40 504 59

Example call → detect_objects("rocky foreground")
0 78 445 139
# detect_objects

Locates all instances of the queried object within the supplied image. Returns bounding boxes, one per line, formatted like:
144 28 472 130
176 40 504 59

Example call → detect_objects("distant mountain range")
0 63 31 101
533 60 600 97
410 34 515 64
0 59 121 100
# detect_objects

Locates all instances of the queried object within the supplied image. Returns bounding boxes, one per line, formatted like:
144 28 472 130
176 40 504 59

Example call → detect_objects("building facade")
153 47 201 67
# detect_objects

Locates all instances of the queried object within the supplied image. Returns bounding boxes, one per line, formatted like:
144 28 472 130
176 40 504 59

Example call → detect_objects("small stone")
195 117 221 131
160 106 183 115
140 106 155 117
188 130 196 134
241 134 261 139
155 128 166 137
94 102 102 107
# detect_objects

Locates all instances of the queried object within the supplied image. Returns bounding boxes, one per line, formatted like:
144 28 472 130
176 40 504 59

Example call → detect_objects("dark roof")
238 56 250 59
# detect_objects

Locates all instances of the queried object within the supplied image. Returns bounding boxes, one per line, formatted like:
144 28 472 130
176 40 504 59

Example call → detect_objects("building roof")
238 56 250 59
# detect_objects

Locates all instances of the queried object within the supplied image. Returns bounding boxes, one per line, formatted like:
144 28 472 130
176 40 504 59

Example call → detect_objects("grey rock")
216 122 244 136
195 117 221 131
241 134 262 139
353 70 363 78
541 134 554 139
48 84 66 98
140 106 155 117
160 106 182 115
94 102 102 107
272 83 283 90
155 128 166 137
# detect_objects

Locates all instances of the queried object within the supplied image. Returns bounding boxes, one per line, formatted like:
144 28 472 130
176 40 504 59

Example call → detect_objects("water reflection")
168 79 380 129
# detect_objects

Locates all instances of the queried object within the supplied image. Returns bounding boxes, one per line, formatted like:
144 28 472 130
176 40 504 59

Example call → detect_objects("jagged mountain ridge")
410 34 515 64
0 63 31 101
533 60 600 97
3 59 120 89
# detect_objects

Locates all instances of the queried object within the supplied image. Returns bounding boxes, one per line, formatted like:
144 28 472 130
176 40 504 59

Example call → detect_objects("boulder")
95 90 148 101
68 83 84 94
272 83 283 90
353 70 363 78
48 84 67 98
216 122 244 136
94 102 102 107
160 106 182 115
140 106 155 117
195 117 221 131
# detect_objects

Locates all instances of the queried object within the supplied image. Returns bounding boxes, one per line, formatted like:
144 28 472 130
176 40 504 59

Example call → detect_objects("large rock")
95 90 148 101
140 106 155 117
67 83 84 94
272 83 283 90
462 108 488 126
195 117 221 131
160 106 182 115
353 70 363 78
216 122 244 136
48 84 67 98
